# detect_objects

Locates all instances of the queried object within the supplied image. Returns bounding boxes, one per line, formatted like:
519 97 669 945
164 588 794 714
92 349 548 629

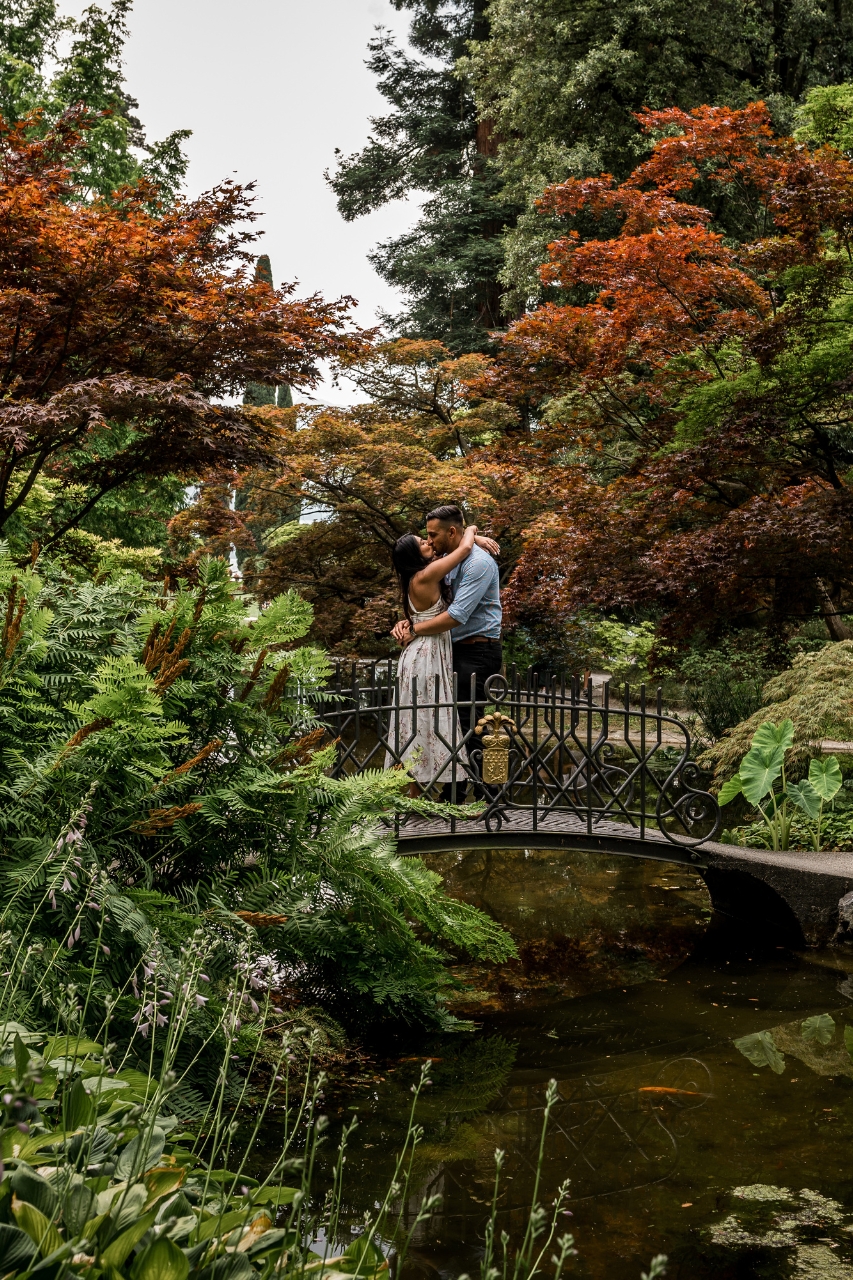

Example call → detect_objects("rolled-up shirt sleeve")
447 558 491 625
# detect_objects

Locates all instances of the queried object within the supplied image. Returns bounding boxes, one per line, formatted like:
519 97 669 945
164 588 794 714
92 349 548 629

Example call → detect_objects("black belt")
456 636 501 645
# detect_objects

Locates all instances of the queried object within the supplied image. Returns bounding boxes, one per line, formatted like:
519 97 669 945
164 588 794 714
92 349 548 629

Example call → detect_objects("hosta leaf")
63 1181 96 1236
11 1163 58 1218
113 1183 148 1231
13 1032 31 1080
145 1167 186 1206
129 1234 190 1280
808 756 843 802
68 1124 116 1172
204 1254 254 1280
734 1030 785 1074
12 1196 63 1257
43 1036 104 1061
1 1127 67 1164
336 1233 389 1275
116 1126 166 1180
802 1013 836 1045
99 1209 156 1267
249 1185 299 1207
0 1222 38 1267
234 1214 273 1252
191 1207 249 1244
203 1170 259 1186
0 1021 41 1047
63 1077 96 1130
246 1228 298 1258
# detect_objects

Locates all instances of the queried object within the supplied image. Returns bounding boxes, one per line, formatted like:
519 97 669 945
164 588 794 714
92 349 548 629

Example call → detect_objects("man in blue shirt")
391 504 501 798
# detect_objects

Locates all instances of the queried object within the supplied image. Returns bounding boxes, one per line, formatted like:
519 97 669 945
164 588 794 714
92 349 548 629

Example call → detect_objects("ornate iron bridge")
319 663 721 854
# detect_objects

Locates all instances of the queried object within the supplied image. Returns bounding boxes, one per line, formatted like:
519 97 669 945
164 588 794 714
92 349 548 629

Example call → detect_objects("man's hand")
391 618 413 645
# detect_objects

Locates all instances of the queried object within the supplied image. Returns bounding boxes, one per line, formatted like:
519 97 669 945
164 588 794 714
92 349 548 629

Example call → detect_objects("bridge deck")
394 810 853 946
395 809 705 865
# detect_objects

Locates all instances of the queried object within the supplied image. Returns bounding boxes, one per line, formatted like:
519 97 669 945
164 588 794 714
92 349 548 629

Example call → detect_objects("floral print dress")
385 597 468 786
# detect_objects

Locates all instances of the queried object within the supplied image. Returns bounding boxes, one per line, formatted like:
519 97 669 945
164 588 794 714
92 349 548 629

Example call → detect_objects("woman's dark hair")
391 533 452 622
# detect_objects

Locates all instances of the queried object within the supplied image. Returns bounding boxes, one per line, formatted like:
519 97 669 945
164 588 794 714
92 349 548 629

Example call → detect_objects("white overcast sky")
64 0 419 403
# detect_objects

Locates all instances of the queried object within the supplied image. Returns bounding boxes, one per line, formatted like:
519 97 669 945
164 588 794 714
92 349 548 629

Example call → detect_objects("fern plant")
0 550 515 1056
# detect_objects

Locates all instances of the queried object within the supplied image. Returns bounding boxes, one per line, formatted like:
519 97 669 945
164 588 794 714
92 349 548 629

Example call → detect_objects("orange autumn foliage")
0 112 367 552
470 103 853 643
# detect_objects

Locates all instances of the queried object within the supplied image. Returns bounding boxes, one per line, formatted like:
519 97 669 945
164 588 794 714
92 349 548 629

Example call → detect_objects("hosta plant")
0 1020 392 1280
718 720 842 851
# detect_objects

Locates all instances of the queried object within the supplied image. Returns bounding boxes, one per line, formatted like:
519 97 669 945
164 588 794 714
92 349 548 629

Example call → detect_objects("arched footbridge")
321 664 853 948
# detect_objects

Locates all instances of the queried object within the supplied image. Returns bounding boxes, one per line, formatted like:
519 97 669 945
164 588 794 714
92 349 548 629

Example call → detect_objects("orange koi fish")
638 1087 708 1097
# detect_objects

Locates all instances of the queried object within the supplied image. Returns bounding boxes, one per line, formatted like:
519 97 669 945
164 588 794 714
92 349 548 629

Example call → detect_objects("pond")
265 850 853 1280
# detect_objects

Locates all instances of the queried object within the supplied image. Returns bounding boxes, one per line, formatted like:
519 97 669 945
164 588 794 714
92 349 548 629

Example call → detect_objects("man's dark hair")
425 504 464 527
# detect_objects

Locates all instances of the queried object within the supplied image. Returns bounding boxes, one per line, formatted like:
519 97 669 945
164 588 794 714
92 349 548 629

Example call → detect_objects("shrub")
702 641 853 781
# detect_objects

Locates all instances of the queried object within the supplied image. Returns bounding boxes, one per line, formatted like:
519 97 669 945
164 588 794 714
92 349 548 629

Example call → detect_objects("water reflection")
264 850 853 1280
481 1055 713 1205
430 848 712 1010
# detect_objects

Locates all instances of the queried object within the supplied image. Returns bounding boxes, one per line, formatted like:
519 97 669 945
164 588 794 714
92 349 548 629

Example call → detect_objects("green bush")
680 640 770 742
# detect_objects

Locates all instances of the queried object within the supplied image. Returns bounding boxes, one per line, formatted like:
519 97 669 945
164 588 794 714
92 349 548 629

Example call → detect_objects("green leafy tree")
463 0 853 311
0 0 190 200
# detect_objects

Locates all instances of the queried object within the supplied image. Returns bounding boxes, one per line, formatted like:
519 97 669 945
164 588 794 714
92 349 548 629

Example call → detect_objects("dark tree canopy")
333 0 853 334
328 0 520 352
465 0 853 309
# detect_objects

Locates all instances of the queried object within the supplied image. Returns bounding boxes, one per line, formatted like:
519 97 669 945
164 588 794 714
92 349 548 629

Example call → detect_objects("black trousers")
442 640 502 802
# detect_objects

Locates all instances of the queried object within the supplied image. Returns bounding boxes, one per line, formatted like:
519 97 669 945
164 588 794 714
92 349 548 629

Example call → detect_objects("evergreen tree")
239 255 296 565
328 0 520 352
242 255 293 409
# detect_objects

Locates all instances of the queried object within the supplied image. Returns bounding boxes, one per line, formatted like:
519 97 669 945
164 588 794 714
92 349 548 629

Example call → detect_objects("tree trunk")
818 579 852 640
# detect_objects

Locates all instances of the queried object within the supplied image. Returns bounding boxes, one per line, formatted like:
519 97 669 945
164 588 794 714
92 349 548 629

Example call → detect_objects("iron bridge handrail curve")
317 661 721 850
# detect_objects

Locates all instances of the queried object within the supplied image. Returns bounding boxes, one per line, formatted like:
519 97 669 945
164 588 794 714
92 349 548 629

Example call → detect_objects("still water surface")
292 851 853 1279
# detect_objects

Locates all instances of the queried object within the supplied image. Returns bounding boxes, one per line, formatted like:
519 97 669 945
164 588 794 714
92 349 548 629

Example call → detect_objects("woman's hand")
391 618 413 645
475 534 500 557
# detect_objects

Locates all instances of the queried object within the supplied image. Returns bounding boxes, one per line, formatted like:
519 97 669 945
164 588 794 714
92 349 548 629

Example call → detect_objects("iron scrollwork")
318 661 720 850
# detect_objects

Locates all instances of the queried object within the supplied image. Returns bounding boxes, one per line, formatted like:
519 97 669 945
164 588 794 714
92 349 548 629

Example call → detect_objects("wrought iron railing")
318 662 720 849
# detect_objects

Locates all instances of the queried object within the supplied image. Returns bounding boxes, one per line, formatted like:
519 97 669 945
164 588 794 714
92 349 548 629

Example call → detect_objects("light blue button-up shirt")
445 544 502 642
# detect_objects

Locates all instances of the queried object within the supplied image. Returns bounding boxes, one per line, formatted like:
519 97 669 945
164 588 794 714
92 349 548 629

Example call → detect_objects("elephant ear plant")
718 719 843 851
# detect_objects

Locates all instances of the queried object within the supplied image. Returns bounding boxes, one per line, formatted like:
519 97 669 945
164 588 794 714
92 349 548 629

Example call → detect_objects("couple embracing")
388 504 502 799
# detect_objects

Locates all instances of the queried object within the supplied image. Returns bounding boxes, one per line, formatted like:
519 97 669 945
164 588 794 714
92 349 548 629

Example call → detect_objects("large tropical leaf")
734 1030 785 1074
808 756 843 802
802 1013 835 1045
787 779 821 819
751 720 795 753
739 744 785 804
718 774 743 806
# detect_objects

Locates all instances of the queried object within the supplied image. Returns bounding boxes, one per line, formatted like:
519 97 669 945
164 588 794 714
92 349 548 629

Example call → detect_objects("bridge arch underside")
398 828 853 949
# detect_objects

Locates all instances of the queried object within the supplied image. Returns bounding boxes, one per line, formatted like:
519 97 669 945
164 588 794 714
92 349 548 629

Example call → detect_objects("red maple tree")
0 112 365 552
470 103 853 645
